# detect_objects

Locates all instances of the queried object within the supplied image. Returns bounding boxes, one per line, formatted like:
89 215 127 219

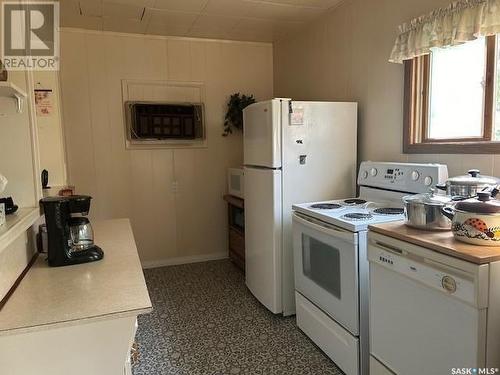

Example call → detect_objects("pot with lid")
403 190 455 231
442 189 500 246
436 169 500 197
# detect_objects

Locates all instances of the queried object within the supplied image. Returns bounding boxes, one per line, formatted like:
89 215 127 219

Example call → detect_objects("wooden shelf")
0 207 40 252
223 194 244 208
0 82 27 113
224 195 245 272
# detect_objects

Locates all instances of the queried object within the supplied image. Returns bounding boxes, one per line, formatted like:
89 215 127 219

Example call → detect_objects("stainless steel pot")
403 190 454 231
436 169 500 197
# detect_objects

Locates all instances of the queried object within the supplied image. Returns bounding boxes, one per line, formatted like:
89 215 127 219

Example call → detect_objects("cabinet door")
129 150 177 263
0 316 138 375
173 148 227 259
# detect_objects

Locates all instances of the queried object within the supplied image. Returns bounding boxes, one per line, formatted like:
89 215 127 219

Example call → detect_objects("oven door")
293 212 359 335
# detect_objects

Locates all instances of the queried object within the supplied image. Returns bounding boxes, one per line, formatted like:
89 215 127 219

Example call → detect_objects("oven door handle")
293 212 356 244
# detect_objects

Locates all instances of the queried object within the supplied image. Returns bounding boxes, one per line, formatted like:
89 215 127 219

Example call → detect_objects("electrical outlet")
171 181 179 193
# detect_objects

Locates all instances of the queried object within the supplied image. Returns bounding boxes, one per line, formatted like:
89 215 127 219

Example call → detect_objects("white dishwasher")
367 232 500 375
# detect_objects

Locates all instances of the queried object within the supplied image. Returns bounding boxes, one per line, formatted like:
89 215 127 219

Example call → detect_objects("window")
302 234 341 298
403 35 500 153
125 102 205 145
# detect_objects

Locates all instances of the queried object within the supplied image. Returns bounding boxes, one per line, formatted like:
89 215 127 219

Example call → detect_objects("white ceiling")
60 0 344 42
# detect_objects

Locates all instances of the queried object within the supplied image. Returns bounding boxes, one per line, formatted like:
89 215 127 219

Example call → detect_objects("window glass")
302 234 341 298
428 37 487 139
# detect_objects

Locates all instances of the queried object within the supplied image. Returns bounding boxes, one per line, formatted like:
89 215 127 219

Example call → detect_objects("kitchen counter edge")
368 222 500 265
0 218 152 336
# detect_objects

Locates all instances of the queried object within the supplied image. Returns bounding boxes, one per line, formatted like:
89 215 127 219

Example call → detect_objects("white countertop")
0 207 40 252
0 218 152 336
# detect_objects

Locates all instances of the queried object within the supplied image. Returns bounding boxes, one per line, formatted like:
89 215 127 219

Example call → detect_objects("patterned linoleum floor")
132 260 344 375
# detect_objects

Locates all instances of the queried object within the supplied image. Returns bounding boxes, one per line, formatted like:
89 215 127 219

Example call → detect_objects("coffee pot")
69 216 95 252
40 195 103 267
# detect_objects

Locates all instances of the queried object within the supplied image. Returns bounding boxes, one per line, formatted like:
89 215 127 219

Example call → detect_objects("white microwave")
227 168 244 199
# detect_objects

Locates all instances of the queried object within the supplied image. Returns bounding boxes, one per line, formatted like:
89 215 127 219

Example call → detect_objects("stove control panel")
358 161 448 194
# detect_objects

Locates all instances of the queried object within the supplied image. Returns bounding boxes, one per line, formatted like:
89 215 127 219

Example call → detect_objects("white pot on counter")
442 191 500 246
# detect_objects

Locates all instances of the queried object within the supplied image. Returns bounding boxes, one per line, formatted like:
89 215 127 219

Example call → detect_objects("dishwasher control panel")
369 246 476 306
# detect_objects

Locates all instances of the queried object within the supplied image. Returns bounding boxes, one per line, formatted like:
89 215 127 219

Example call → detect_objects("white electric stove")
292 161 449 375
292 196 406 233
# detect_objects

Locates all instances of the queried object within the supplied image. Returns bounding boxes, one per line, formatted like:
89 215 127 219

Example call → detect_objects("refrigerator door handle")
244 165 282 171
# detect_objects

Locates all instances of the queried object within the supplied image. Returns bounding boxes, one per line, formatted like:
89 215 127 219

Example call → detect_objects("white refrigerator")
243 98 358 316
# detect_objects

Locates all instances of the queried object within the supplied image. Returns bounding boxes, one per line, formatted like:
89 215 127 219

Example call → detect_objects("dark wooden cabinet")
223 195 245 271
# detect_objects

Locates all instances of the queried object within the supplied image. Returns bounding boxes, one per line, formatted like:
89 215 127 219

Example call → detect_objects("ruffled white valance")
389 0 500 63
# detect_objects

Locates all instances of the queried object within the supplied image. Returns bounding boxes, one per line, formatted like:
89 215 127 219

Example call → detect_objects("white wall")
33 71 67 187
0 71 38 208
59 29 273 264
0 0 41 301
0 63 40 303
274 0 500 178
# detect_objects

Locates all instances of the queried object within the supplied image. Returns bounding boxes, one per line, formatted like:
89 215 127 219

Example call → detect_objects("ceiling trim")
59 27 274 47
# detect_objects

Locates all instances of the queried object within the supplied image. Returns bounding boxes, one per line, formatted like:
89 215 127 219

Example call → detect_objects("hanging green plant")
222 93 256 137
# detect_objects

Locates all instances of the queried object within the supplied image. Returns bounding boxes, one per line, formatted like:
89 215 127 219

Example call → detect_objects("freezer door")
243 99 282 168
244 167 282 313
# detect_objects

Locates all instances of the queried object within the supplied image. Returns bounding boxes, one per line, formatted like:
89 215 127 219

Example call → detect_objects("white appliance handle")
293 212 355 244
371 240 404 255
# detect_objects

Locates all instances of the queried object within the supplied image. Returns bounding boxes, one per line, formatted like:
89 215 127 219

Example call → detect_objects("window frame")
403 35 499 154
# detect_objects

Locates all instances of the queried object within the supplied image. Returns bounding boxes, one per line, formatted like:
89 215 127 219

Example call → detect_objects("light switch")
171 181 179 193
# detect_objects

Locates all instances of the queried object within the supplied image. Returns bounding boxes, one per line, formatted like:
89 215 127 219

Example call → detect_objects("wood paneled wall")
59 29 273 265
273 0 500 178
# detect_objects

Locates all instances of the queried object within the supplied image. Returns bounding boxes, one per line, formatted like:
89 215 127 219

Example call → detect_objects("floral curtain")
389 0 500 63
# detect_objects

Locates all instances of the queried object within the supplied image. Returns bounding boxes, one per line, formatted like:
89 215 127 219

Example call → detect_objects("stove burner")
373 207 404 216
310 203 342 210
343 198 367 205
342 212 373 221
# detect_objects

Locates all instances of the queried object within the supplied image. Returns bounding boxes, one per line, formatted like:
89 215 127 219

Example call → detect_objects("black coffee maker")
40 195 104 267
